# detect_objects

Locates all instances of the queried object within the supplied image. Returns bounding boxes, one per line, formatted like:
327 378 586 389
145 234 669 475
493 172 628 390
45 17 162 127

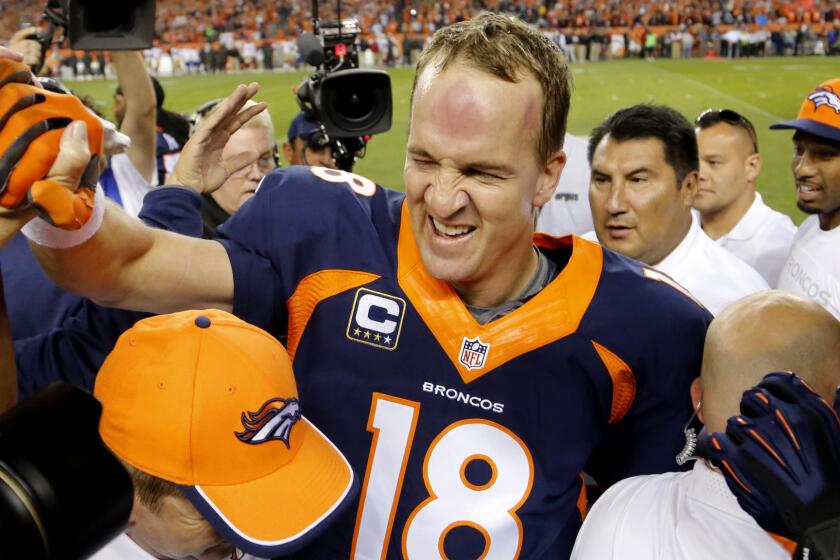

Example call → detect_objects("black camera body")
0 384 133 559
39 0 155 53
296 12 393 172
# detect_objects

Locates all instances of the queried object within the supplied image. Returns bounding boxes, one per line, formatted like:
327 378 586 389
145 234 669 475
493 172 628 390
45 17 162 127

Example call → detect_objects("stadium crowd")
0 5 839 560
2 0 840 79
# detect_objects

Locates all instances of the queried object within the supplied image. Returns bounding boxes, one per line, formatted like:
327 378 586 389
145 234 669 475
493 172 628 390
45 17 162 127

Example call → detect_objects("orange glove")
0 58 103 230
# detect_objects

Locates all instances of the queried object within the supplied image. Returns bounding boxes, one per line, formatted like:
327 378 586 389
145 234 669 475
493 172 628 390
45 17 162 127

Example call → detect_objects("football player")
1 15 711 558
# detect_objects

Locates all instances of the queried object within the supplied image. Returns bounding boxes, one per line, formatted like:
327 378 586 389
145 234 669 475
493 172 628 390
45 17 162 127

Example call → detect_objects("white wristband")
21 185 106 248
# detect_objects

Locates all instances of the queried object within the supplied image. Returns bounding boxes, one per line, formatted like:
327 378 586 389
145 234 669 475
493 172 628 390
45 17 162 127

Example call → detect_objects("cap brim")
770 118 840 142
180 417 357 557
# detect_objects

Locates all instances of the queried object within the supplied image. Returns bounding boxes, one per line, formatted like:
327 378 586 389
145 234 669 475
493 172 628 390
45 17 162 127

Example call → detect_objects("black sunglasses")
695 108 759 152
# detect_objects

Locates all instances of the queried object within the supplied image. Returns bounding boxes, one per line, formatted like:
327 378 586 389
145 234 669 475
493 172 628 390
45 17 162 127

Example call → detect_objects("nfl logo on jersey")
346 288 406 351
459 336 490 370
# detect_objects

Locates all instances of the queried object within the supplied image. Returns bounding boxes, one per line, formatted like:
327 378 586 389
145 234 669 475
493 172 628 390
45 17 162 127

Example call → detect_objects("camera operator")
282 111 335 168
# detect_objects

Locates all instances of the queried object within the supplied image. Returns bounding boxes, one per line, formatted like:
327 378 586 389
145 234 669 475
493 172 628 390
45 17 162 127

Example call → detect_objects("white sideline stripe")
654 66 787 122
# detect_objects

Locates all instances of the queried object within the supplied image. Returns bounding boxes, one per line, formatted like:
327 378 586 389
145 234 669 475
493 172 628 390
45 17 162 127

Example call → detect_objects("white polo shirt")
777 215 840 320
709 192 796 287
571 461 790 560
536 133 593 236
653 216 769 316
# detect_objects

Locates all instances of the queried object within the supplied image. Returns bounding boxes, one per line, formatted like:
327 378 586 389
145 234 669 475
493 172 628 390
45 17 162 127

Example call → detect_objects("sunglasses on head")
695 108 759 152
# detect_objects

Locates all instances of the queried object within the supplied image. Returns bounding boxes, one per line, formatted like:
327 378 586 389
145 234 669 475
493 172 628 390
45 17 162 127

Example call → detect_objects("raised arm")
111 51 156 183
22 83 266 314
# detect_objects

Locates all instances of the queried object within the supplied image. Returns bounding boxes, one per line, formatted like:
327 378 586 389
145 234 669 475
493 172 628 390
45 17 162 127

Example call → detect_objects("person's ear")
680 170 699 208
745 152 762 184
690 376 704 423
281 141 293 165
533 150 566 208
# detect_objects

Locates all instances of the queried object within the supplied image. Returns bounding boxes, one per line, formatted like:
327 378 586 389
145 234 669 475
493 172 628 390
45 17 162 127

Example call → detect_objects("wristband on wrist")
21 184 106 248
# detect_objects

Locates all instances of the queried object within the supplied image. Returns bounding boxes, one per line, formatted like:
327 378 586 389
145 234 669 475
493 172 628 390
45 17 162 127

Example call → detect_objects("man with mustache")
587 104 768 315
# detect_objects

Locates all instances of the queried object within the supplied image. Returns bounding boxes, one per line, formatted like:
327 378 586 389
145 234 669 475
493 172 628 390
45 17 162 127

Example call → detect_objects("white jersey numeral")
351 394 420 560
352 393 534 560
311 166 377 197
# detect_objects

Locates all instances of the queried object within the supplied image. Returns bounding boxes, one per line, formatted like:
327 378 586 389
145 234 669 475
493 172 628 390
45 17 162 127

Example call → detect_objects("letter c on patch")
356 293 400 334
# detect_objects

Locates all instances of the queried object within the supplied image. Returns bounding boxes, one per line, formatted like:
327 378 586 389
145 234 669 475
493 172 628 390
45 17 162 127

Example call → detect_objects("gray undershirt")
465 248 560 325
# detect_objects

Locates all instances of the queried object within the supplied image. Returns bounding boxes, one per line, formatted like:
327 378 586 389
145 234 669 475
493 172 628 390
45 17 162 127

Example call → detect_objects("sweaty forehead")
414 65 541 141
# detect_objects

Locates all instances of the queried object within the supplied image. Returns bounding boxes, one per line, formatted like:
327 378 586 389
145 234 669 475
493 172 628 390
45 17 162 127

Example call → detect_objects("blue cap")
286 112 321 141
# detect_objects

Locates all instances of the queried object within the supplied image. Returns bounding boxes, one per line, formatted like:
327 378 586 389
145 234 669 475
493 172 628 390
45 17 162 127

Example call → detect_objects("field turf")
67 56 840 224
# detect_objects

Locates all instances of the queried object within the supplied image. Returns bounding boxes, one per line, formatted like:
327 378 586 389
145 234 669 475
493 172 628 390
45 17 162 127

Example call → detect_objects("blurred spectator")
282 112 334 168
192 99 278 236
6 0 838 69
536 133 593 236
586 104 768 315
774 77 840 320
693 109 796 286
146 77 190 186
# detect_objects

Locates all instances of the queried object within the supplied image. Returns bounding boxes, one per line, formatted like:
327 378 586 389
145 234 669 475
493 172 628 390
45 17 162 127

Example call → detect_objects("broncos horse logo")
235 397 302 448
808 87 840 114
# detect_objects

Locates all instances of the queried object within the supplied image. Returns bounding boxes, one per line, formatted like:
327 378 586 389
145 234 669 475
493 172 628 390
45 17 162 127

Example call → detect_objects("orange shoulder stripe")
286 269 380 359
591 341 636 424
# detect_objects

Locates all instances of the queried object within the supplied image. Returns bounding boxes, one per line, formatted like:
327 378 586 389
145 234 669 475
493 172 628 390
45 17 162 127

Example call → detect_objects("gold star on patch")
363 330 371 339
353 327 361 336
373 333 381 342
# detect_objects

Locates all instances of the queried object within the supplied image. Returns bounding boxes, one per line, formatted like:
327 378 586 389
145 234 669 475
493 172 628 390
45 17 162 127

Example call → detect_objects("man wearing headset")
281 111 335 168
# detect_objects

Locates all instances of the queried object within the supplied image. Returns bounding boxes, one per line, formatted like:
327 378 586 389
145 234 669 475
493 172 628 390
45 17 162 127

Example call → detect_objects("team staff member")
572 290 840 559
282 111 334 168
586 104 769 315
774 77 840 320
191 100 279 237
536 133 593 236
694 109 796 286
8 15 711 558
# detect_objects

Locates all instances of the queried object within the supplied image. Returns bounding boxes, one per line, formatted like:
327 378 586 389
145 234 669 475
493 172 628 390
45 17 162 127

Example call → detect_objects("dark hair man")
4 15 712 558
281 112 334 168
773 77 840 320
694 109 796 286
587 104 768 315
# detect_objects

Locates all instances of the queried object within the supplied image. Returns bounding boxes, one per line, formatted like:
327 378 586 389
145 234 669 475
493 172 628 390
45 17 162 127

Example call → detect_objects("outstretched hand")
169 82 267 194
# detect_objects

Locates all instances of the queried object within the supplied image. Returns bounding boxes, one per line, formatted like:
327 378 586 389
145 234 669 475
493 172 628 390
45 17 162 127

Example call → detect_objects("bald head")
700 290 840 432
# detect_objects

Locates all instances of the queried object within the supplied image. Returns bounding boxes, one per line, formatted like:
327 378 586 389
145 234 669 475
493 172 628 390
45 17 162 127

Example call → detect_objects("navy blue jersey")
216 166 712 559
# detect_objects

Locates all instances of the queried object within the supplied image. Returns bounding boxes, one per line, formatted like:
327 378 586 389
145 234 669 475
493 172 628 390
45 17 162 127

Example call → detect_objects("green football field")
67 56 840 224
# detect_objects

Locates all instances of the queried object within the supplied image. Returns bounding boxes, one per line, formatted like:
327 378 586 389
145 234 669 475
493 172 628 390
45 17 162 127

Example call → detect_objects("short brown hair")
123 463 182 514
411 12 572 165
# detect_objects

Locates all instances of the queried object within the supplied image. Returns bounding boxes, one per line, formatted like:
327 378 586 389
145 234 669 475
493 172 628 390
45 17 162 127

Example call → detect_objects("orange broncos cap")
770 77 840 142
94 310 357 557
